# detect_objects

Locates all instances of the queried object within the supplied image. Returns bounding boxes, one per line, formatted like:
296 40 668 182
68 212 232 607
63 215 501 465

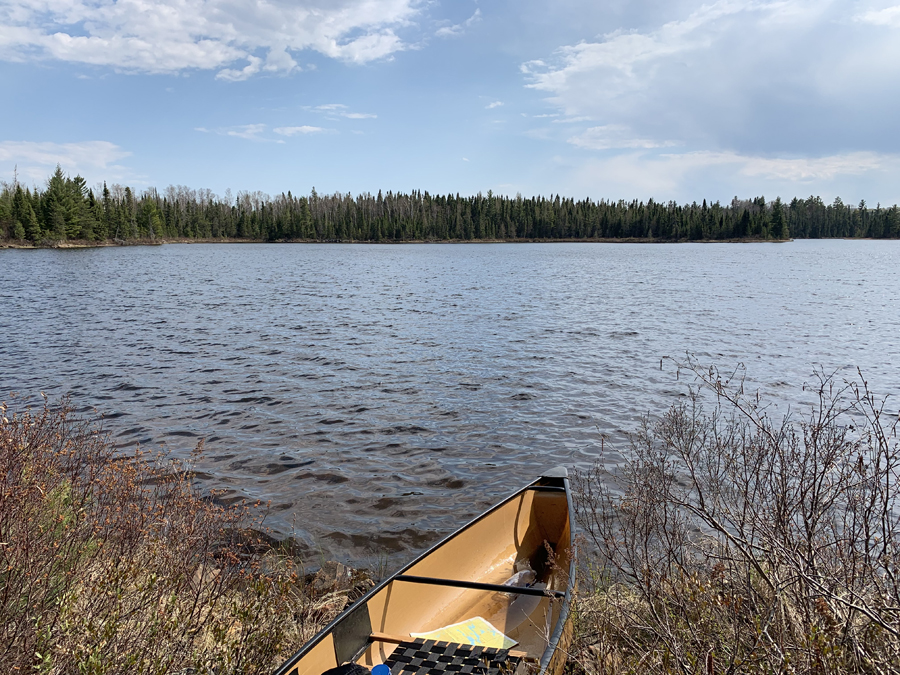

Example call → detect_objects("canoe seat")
382 638 523 675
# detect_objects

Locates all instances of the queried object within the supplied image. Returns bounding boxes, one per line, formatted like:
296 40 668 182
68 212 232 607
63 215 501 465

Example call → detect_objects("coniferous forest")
2 166 899 245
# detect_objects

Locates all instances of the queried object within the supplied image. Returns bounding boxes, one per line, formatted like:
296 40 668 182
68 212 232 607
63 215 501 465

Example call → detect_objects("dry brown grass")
0 398 346 675
569 363 900 675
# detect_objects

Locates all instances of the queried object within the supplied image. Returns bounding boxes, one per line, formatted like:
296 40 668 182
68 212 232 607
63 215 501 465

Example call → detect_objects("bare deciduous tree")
572 362 899 674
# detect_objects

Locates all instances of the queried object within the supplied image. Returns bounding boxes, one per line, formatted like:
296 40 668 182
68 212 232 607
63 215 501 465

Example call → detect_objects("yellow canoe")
274 468 575 675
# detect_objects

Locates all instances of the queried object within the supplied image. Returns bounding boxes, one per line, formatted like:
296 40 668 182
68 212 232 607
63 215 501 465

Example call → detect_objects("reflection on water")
1 240 898 565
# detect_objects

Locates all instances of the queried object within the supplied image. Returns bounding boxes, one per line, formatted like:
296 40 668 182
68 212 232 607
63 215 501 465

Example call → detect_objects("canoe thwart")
368 632 406 645
394 575 566 599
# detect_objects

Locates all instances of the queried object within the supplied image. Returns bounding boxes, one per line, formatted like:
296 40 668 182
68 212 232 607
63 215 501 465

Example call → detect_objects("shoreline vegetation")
570 363 900 674
3 365 897 673
0 399 373 675
1 236 799 249
2 167 899 248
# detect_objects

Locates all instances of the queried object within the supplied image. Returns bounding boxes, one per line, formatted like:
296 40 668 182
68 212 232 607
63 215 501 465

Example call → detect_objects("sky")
1 0 899 204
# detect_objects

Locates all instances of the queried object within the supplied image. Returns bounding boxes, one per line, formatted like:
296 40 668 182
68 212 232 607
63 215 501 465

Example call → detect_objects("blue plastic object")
372 664 390 675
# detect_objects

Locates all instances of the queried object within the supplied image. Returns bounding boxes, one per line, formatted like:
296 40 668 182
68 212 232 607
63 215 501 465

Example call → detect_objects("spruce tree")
770 197 787 240
101 183 112 238
23 202 41 242
11 185 39 241
11 185 27 232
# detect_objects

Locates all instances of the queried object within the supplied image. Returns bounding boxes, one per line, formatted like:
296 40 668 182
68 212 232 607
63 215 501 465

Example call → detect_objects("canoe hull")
276 471 575 675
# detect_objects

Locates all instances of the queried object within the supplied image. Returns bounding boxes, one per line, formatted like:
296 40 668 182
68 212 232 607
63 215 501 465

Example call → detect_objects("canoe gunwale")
537 475 576 675
273 475 576 675
393 574 566 598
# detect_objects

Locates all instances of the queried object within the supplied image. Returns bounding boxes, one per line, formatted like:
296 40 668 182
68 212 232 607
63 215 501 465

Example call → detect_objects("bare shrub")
0 399 336 675
571 363 900 674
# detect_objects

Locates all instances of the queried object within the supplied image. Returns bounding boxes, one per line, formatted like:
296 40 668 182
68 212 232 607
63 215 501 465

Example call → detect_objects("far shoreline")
1 236 798 250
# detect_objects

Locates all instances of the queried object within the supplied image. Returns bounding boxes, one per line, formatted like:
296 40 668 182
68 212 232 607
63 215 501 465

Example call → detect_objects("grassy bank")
0 401 359 675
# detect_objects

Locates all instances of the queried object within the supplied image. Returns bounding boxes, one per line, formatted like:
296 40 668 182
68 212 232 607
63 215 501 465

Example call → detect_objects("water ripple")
1 240 898 565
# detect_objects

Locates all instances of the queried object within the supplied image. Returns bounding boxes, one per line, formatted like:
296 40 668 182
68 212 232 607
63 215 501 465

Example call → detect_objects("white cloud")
562 149 900 202
0 0 419 78
668 150 891 182
436 9 481 37
0 140 132 183
196 123 272 140
224 124 268 141
552 116 593 124
312 104 377 119
569 125 679 150
486 101 503 109
201 122 334 140
274 125 326 136
743 152 890 181
523 0 818 116
216 56 264 82
522 0 900 157
855 4 900 26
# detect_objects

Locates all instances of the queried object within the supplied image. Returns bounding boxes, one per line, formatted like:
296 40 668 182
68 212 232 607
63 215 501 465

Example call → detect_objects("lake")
2 240 898 566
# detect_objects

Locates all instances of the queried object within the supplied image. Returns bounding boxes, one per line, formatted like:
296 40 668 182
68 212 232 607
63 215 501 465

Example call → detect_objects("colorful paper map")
410 617 518 650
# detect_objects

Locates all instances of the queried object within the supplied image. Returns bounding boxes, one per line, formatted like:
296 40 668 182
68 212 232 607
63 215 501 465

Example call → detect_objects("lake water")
2 240 898 566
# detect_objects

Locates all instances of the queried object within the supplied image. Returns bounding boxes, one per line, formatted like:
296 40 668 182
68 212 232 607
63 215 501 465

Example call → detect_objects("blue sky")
1 0 899 204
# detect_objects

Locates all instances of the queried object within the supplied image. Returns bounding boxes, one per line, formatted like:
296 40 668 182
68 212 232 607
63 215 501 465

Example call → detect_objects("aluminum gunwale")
273 474 575 675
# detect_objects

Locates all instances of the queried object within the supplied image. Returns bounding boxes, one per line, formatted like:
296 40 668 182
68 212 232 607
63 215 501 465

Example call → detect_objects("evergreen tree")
3 166 900 246
100 183 112 238
123 187 138 238
140 200 164 238
42 165 74 240
770 197 788 240
12 185 41 241
7 186 26 240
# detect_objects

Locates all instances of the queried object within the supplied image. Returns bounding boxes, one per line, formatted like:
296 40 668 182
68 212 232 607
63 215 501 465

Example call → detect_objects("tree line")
2 166 899 244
